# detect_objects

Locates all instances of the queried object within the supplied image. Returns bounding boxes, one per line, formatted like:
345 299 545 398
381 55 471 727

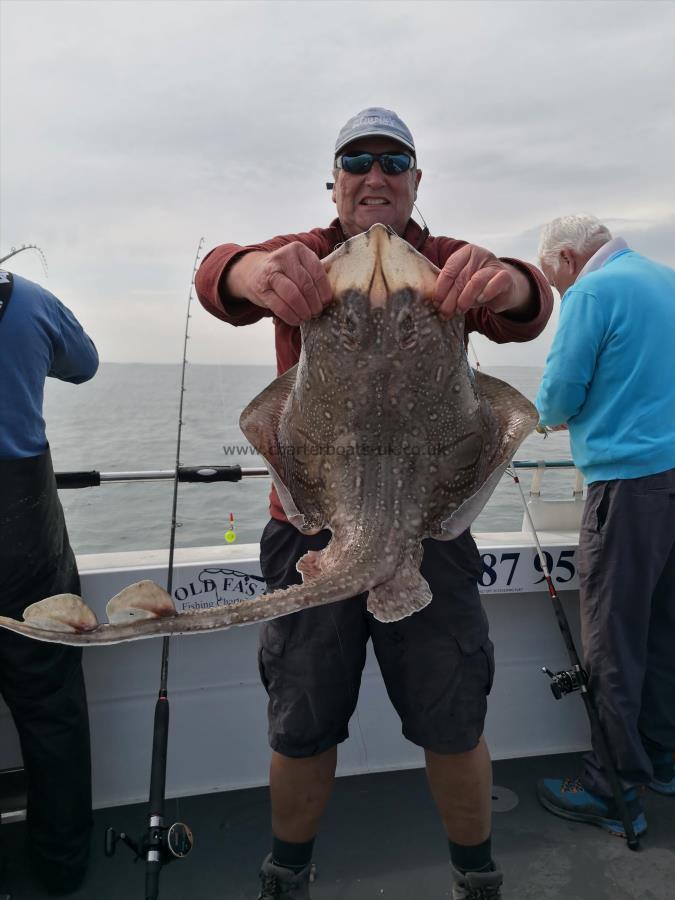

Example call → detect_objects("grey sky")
1 0 674 367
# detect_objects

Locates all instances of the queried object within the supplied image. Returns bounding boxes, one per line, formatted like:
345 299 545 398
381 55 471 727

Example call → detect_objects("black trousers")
579 468 675 797
0 451 92 871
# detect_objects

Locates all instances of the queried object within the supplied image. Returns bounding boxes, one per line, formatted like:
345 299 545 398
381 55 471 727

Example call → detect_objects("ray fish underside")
0 225 537 645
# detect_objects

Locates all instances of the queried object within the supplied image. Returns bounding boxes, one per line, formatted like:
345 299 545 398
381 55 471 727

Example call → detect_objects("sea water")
43 363 573 556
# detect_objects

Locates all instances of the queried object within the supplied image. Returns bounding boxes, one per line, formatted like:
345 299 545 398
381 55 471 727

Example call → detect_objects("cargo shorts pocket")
583 481 612 534
480 639 495 695
257 621 287 693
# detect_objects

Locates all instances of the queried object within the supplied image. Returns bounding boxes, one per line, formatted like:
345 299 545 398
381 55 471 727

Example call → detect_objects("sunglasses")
335 151 415 176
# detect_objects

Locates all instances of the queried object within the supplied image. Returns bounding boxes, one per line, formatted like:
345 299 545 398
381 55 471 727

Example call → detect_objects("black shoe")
450 862 503 899
257 853 312 899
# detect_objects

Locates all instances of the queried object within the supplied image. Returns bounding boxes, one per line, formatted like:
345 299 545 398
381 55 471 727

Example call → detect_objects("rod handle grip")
178 465 242 483
145 860 161 900
148 696 169 812
55 470 101 489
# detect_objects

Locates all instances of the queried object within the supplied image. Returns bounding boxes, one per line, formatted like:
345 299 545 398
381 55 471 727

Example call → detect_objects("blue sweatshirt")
0 273 99 459
535 248 675 484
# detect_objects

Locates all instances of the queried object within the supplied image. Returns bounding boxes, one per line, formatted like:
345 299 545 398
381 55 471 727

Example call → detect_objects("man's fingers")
455 268 507 314
435 289 458 319
267 272 314 324
432 244 471 307
437 261 490 318
263 291 303 326
262 244 333 321
270 263 327 320
301 254 333 307
451 269 493 315
474 268 513 304
448 267 515 316
433 244 513 318
296 263 326 318
289 243 333 309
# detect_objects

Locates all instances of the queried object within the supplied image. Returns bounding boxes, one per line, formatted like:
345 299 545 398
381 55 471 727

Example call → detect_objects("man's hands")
432 244 532 319
226 243 332 326
226 240 534 326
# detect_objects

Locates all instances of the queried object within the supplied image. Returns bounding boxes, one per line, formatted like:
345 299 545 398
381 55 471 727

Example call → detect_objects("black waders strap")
0 271 14 325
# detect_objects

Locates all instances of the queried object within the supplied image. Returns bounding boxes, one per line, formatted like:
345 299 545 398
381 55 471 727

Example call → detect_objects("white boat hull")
0 532 590 809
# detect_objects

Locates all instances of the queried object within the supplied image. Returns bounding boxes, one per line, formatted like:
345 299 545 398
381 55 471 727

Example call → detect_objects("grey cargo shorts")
257 518 495 758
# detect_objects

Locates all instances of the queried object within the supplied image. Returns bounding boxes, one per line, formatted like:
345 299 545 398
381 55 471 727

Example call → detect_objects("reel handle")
104 822 192 862
104 827 141 859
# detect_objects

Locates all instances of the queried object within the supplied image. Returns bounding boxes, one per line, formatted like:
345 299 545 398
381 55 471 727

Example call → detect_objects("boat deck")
1 751 672 899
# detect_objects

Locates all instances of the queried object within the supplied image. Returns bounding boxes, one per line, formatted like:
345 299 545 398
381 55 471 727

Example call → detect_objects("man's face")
332 138 422 239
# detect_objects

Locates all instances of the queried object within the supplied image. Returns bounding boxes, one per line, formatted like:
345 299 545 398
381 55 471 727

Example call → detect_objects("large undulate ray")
0 225 537 646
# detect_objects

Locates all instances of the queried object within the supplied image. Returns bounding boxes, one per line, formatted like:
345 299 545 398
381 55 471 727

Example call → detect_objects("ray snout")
324 223 439 308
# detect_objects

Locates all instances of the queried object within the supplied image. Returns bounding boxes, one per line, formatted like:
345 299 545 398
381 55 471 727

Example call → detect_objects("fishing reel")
104 819 194 865
542 666 586 700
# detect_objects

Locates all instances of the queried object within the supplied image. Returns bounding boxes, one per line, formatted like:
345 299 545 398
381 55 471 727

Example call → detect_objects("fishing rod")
0 244 48 276
467 335 481 369
55 465 265 488
104 239 205 897
52 459 575 489
508 466 640 850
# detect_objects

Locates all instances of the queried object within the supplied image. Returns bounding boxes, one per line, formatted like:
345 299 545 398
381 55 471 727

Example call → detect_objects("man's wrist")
499 262 538 321
223 251 268 305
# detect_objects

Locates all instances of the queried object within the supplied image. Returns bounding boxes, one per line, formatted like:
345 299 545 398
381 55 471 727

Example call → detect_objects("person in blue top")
534 215 675 839
0 270 98 895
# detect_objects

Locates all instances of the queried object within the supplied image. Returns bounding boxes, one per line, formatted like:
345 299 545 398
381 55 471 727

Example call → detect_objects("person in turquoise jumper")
535 214 675 839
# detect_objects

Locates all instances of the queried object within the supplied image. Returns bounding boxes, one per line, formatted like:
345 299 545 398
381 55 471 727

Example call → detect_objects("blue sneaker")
649 752 675 795
537 776 647 837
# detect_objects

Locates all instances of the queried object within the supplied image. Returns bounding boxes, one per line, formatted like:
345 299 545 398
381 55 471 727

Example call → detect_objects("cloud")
2 0 674 364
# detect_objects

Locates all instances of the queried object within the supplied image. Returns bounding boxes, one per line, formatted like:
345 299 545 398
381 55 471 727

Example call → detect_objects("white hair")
538 215 612 270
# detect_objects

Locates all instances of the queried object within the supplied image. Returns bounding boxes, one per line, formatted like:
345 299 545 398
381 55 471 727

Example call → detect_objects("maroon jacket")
196 218 553 521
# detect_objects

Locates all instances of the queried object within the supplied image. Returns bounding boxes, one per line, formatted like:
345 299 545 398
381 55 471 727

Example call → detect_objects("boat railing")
54 460 585 535
54 459 579 489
